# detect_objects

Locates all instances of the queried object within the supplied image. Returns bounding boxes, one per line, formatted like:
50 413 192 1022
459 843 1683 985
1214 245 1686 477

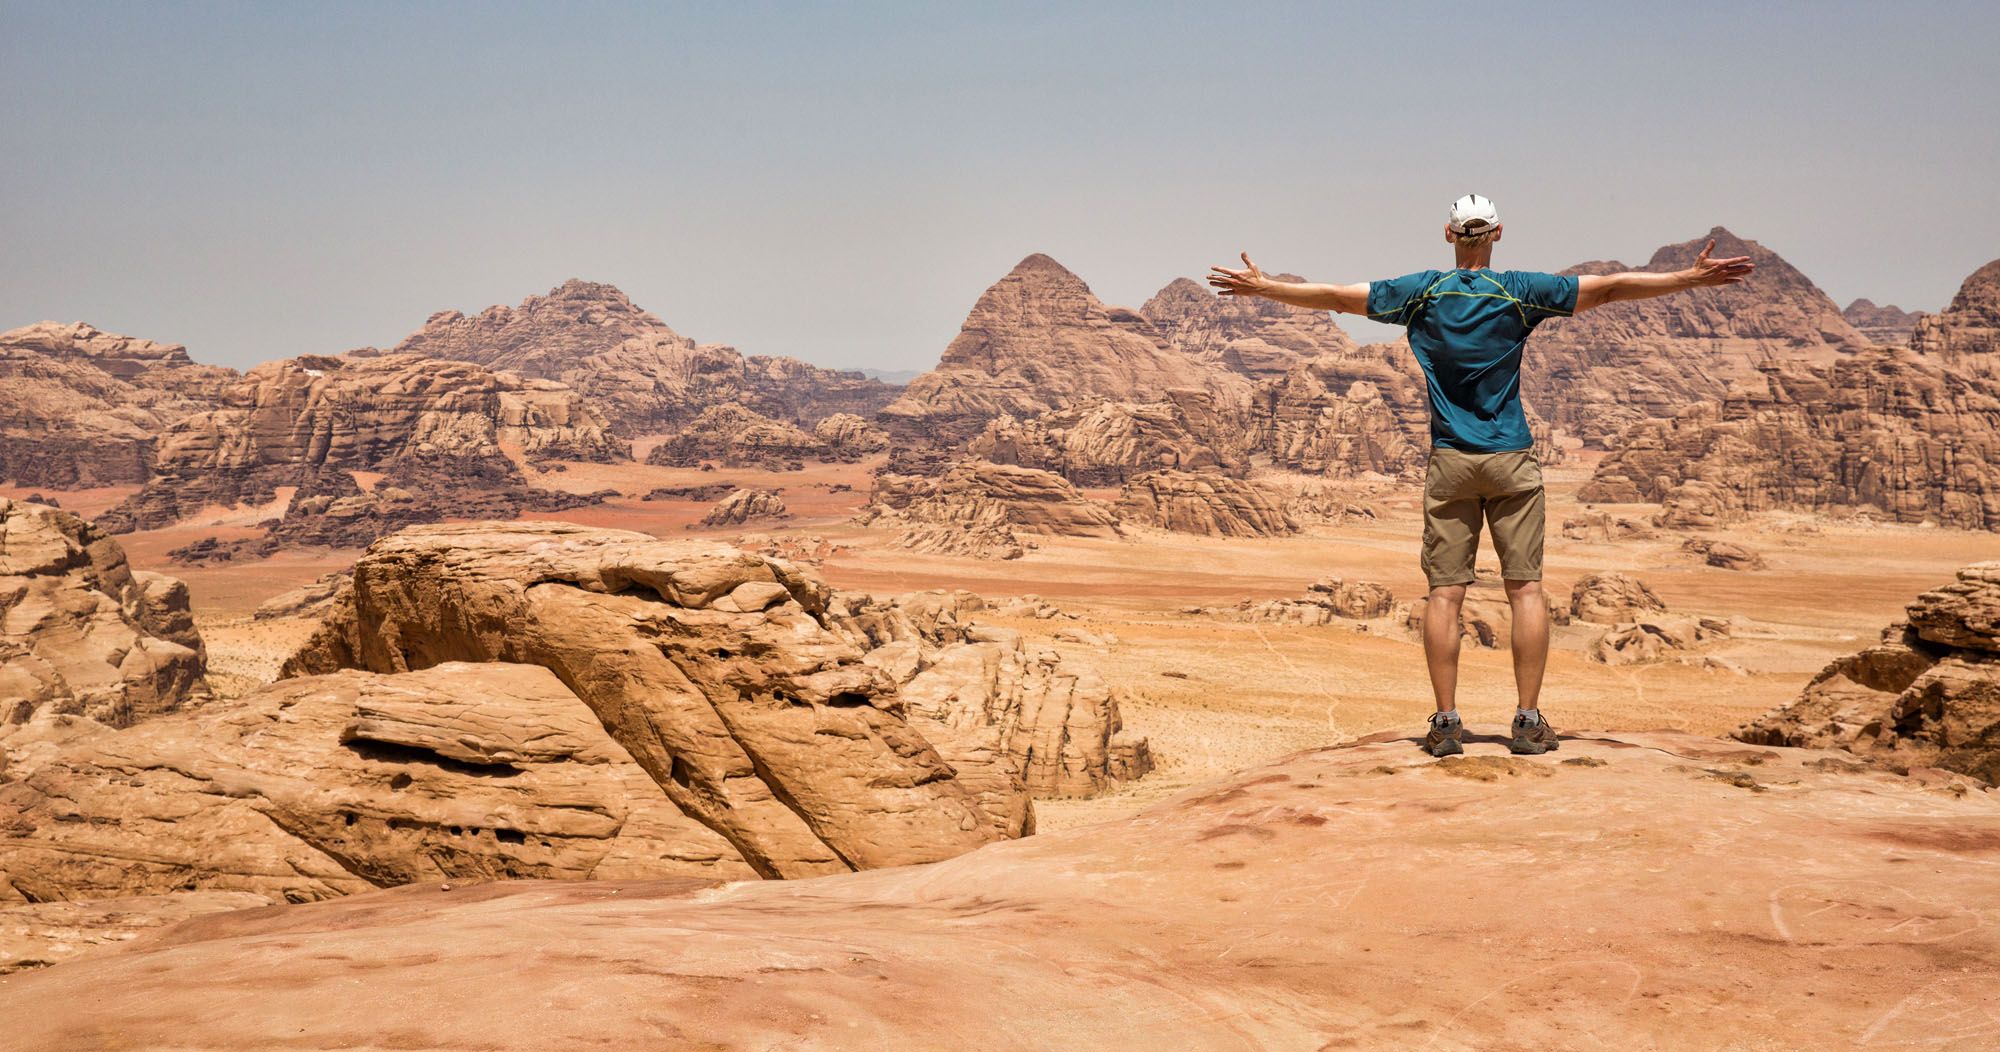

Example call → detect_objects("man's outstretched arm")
1573 238 1755 312
1208 253 1370 315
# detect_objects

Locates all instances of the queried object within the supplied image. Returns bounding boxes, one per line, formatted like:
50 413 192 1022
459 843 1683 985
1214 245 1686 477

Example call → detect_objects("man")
1208 194 1753 756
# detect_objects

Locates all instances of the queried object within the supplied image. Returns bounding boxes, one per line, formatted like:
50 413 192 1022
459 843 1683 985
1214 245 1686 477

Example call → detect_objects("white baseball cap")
1448 193 1500 235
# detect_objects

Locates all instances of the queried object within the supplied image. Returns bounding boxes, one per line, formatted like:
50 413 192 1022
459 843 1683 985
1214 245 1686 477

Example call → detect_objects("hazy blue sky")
5 1 1996 371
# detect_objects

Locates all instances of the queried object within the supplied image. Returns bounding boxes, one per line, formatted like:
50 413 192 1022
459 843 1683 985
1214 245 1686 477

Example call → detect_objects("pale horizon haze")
4 1 1997 372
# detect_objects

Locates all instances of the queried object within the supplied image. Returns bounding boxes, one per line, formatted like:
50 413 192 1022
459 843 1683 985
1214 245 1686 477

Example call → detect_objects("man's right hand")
1208 253 1273 298
1682 238 1756 287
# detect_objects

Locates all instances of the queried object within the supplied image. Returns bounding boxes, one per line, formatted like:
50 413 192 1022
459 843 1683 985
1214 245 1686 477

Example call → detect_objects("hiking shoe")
1510 710 1560 755
1423 713 1464 757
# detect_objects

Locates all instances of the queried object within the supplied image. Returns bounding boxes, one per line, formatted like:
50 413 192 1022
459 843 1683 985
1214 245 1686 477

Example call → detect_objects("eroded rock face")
1843 298 1924 345
1525 228 1868 447
0 663 756 908
390 280 898 433
700 488 787 527
281 522 1025 877
1251 364 1423 478
0 500 207 729
1212 577 1396 625
1910 258 2000 378
1139 275 1359 380
1115 470 1296 538
880 255 1248 444
858 461 1123 558
644 403 828 469
1682 538 1768 571
1588 615 1731 666
96 354 619 536
0 322 235 488
969 391 1251 486
1578 348 2000 532
812 413 891 460
1736 562 2000 783
1570 572 1667 624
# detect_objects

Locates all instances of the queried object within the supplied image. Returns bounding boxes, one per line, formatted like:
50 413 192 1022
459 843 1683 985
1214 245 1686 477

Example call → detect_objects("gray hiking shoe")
1424 713 1464 757
1510 710 1560 755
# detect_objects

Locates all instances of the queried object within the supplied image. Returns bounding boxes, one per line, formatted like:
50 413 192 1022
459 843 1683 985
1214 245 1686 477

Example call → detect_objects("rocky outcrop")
811 413 890 460
1735 561 2000 783
1139 275 1359 380
0 663 758 909
880 255 1248 444
828 590 1150 801
0 501 207 730
1209 577 1396 625
1578 348 2000 531
1253 368 1422 478
1681 538 1768 571
1910 258 2000 378
969 390 1251 485
700 488 787 527
1843 298 1924 345
389 279 898 433
281 522 1028 877
859 461 1122 558
1114 470 1296 538
1560 511 1654 542
1525 228 1869 447
644 403 828 469
0 322 235 488
254 573 350 621
1569 572 1667 624
96 354 618 535
1589 615 1732 666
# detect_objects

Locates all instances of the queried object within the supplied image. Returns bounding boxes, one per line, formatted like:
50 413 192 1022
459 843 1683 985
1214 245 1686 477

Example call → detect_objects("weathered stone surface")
645 403 829 469
811 413 890 460
858 461 1122 559
1560 511 1654 543
1737 561 2000 782
1588 615 1731 666
254 572 351 621
1525 228 1868 447
880 255 1248 444
1114 470 1296 537
1139 275 1359 380
1843 298 1924 345
700 488 787 527
1579 348 2000 532
1681 538 1768 571
0 500 207 729
1211 577 1396 625
0 322 235 488
14 730 1993 1050
281 522 1025 877
0 663 757 911
969 390 1250 485
96 353 622 536
1569 572 1667 624
1251 368 1422 478
1910 258 2000 378
389 280 897 434
0 891 273 974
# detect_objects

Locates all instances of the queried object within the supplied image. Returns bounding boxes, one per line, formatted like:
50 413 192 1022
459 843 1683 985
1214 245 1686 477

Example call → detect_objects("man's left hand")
1208 252 1272 297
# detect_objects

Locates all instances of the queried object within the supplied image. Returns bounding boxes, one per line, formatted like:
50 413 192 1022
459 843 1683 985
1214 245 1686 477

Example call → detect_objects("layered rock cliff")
1910 257 2000 378
1139 274 1359 380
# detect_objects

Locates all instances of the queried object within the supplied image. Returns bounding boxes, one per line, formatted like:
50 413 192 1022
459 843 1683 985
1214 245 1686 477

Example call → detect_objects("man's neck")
1454 246 1494 270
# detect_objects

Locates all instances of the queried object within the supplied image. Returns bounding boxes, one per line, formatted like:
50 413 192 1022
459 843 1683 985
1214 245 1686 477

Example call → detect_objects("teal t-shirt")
1365 268 1578 453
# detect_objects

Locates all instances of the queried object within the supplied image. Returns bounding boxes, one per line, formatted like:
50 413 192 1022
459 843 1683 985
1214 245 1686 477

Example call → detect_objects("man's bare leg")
1423 584 1468 713
1504 578 1548 711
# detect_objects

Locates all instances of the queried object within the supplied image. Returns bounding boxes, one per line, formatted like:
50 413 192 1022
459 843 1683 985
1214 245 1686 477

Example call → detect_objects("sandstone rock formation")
1842 298 1924 345
700 488 787 527
968 390 1250 485
1569 572 1667 624
282 522 1027 877
0 663 758 909
1736 561 2000 783
254 572 350 621
13 730 1993 1049
879 255 1248 444
1578 348 2000 531
1139 274 1359 380
1212 576 1396 625
1250 368 1422 478
96 354 619 536
0 322 234 488
1560 511 1654 542
1525 228 1868 446
644 403 828 469
1588 615 1732 666
1114 470 1296 537
1910 257 2000 378
389 279 898 433
0 500 207 729
857 461 1123 558
811 412 890 460
1681 538 1768 571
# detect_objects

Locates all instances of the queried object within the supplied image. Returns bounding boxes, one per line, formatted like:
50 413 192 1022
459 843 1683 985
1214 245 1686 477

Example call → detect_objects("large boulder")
700 488 788 527
281 522 1027 877
0 500 207 729
1735 561 2000 783
0 663 756 908
1569 572 1667 624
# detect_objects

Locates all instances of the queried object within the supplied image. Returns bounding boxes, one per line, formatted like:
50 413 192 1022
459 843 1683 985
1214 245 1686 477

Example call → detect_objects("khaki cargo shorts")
1421 447 1545 589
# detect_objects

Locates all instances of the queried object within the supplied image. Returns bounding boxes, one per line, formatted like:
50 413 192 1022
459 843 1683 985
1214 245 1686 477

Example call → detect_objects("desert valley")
3 229 2000 1049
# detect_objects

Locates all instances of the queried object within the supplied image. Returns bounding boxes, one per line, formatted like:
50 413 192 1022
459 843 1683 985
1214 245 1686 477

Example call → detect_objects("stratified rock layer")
282 522 1025 877
1115 470 1296 537
1910 257 2000 378
969 390 1250 485
645 403 828 469
0 500 206 729
859 461 1122 558
700 488 787 527
1736 561 2000 782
